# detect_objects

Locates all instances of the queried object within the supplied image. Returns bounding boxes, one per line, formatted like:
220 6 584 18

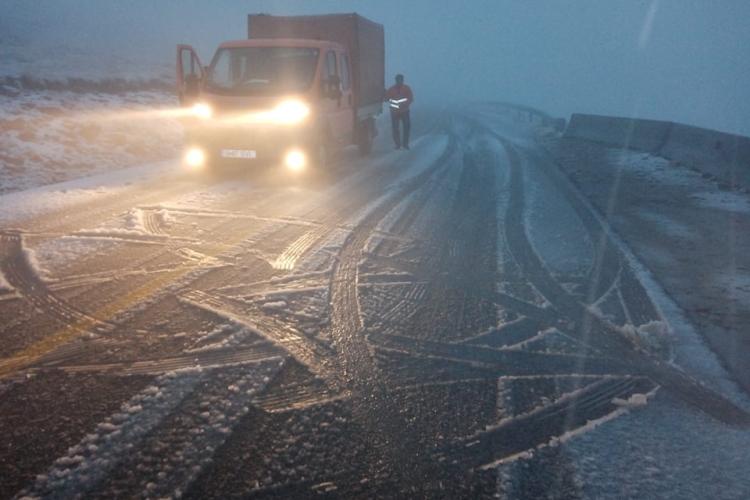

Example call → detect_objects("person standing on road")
385 74 414 150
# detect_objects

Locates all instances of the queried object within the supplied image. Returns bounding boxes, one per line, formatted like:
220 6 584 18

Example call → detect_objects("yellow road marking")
0 264 193 378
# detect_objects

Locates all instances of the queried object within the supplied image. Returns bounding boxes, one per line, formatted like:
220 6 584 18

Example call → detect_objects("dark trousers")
391 110 411 148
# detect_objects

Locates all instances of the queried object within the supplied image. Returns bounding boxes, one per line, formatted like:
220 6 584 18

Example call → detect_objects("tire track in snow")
0 181 336 376
438 377 656 471
401 143 499 343
180 290 338 385
368 331 628 377
0 230 117 376
87 362 283 500
329 136 457 387
179 133 458 497
53 342 284 376
0 231 111 330
320 135 458 491
16 361 283 500
0 136 449 378
497 137 750 426
14 369 206 499
142 208 166 235
59 133 454 498
269 135 451 272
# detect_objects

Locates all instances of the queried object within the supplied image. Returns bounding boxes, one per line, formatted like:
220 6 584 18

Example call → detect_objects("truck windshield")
206 47 319 95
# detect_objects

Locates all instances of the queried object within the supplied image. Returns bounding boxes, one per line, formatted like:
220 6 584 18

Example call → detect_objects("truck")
176 13 385 173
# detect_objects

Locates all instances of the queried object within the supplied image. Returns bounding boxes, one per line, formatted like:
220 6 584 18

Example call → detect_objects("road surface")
1 105 749 499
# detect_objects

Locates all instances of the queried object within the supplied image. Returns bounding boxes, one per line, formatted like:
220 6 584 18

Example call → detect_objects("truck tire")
357 119 374 156
311 141 329 168
309 130 332 169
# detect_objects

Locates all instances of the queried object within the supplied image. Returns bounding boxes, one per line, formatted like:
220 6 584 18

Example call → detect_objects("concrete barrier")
563 113 750 191
485 102 561 129
660 123 750 188
550 118 567 133
564 113 673 152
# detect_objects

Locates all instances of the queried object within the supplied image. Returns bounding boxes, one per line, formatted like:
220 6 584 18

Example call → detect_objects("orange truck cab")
176 13 384 172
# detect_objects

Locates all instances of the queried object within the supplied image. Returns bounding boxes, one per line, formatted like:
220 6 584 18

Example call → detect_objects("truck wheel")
309 141 329 169
357 119 373 156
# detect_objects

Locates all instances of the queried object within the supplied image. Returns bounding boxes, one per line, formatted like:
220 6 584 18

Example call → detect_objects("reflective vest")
386 84 414 113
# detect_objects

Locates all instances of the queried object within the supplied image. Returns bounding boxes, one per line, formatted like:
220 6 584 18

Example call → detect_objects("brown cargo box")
248 13 384 117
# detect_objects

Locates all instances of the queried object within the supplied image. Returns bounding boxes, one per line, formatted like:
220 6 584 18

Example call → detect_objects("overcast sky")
2 0 749 135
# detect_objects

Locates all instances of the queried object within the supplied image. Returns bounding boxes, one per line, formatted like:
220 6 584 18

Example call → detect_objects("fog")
2 0 749 135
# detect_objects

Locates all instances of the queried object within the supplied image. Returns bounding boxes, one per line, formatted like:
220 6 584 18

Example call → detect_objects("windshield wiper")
240 78 271 86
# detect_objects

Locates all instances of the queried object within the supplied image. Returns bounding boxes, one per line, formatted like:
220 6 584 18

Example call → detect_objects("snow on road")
590 147 750 401
0 159 179 226
537 131 750 498
32 237 120 278
566 389 750 500
2 95 750 497
16 371 204 499
17 360 283 500
524 145 593 277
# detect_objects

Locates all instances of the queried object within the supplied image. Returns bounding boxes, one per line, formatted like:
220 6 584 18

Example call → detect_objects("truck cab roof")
218 38 345 51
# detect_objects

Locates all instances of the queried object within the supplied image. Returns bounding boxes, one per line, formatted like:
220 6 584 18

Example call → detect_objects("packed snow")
32 237 121 278
185 324 258 353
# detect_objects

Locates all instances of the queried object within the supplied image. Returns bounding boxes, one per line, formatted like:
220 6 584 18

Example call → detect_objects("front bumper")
185 122 316 166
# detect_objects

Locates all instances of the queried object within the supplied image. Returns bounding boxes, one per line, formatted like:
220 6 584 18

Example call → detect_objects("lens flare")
284 149 307 172
184 147 206 169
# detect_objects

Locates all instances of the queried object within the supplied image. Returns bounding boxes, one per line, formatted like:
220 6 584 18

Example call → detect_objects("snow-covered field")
0 2 183 195
0 89 182 194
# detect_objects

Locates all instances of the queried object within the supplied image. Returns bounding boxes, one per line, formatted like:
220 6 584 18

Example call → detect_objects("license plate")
221 149 257 159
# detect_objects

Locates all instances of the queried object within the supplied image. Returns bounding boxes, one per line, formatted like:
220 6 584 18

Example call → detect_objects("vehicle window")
181 49 193 77
325 50 338 79
206 46 319 96
340 53 351 90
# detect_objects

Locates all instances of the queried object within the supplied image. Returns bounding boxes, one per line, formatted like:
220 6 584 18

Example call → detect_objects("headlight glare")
191 102 213 119
273 100 310 124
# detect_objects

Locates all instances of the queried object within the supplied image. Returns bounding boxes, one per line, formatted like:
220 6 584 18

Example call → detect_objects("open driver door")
176 45 204 105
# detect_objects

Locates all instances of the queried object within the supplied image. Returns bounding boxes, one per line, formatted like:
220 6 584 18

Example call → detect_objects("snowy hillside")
0 89 181 194
0 6 182 193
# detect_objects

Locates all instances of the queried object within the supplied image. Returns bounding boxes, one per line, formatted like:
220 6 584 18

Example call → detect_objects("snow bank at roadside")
0 159 177 227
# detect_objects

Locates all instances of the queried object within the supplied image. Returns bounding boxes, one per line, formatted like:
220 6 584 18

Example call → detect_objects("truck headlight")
191 102 213 119
184 147 206 169
273 100 310 125
284 149 307 172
